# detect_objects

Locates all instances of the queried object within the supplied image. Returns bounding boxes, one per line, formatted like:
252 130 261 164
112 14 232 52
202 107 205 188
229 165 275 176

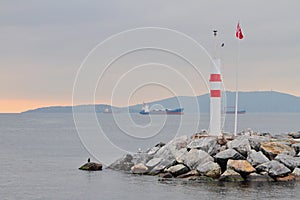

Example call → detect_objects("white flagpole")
234 33 241 136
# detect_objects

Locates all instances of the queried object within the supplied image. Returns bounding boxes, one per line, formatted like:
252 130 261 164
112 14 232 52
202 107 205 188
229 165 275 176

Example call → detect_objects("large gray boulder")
227 136 251 157
177 149 213 170
247 150 270 167
132 152 153 165
256 160 291 178
154 135 189 160
187 137 219 155
165 164 190 177
275 154 300 170
197 161 221 178
108 154 134 171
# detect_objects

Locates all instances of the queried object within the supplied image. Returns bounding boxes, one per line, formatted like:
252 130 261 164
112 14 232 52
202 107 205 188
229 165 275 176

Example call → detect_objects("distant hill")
22 91 300 113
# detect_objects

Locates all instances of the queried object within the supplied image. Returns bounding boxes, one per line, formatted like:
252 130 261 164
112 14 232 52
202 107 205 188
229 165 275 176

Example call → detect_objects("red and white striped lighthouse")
209 30 222 136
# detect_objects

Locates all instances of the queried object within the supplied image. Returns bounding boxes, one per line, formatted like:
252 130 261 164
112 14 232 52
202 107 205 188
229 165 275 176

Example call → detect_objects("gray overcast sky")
1 0 299 112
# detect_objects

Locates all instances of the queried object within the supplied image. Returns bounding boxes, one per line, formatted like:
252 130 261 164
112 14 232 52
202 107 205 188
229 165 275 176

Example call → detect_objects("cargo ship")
139 102 184 115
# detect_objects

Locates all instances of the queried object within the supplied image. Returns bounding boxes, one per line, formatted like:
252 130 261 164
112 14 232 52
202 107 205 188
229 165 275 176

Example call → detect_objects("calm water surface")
0 113 299 200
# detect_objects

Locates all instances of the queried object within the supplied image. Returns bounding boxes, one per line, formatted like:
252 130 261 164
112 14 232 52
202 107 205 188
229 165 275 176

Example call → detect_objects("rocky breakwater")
109 131 300 182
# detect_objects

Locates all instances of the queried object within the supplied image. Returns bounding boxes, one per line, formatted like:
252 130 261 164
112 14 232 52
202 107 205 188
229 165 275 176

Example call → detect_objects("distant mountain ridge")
22 91 300 113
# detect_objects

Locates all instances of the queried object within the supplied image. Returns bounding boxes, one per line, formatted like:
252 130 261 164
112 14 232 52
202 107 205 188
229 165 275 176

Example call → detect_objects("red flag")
236 22 244 39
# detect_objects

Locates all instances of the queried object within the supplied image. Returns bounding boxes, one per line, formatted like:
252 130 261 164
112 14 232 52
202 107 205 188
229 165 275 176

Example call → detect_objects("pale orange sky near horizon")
1 1 300 113
2 89 300 113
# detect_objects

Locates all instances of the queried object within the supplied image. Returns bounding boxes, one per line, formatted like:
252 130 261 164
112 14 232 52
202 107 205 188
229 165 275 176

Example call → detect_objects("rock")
227 136 251 157
132 152 153 165
177 149 213 170
219 169 244 182
288 132 300 139
131 163 149 174
145 157 163 170
276 175 296 182
247 150 270 167
154 135 189 160
227 159 256 177
158 172 173 178
292 143 300 154
177 170 199 178
292 167 300 176
215 149 245 172
247 172 273 182
248 136 269 151
174 148 188 161
108 154 134 171
79 162 103 171
258 132 271 137
260 142 295 160
147 146 160 155
149 158 176 175
256 160 291 178
197 161 221 179
187 137 219 155
274 154 300 170
155 142 166 148
165 164 190 177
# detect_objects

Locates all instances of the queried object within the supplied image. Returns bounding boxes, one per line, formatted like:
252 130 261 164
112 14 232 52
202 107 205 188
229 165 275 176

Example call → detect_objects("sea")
0 113 300 200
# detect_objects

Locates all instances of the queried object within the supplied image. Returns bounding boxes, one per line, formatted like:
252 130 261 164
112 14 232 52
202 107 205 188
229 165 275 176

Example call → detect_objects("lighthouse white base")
209 97 221 136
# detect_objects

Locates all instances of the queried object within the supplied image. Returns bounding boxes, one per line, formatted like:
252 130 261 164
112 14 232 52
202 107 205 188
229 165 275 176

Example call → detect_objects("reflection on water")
157 178 299 200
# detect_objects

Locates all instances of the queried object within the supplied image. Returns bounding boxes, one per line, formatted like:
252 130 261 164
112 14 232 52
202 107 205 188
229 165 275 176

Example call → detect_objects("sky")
1 0 300 113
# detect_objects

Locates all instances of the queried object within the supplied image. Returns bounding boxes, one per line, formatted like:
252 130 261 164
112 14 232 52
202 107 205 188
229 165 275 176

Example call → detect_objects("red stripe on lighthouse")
210 90 221 97
210 74 221 82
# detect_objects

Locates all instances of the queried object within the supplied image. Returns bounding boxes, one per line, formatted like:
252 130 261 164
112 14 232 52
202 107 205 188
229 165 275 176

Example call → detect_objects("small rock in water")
79 162 102 171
